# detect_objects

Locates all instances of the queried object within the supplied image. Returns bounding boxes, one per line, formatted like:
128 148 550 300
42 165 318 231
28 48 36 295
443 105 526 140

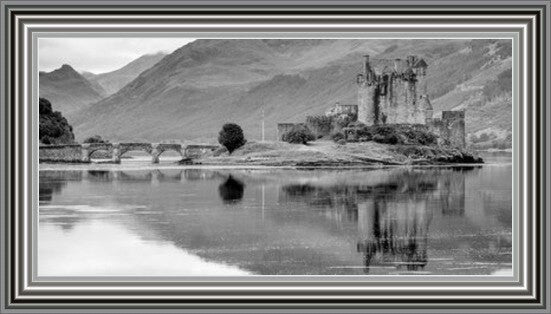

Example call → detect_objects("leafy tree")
39 98 75 144
282 125 316 145
218 123 246 154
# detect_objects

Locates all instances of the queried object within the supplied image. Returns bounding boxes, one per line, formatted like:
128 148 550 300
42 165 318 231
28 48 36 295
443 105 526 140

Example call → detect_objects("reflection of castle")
278 167 475 273
356 198 431 273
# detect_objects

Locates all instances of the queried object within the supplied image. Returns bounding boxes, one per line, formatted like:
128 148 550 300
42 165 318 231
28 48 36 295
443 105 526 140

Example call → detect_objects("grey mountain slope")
69 39 512 144
39 64 106 117
87 52 167 95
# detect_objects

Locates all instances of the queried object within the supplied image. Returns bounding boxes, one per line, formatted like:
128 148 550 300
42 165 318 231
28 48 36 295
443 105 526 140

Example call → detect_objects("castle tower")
357 55 379 125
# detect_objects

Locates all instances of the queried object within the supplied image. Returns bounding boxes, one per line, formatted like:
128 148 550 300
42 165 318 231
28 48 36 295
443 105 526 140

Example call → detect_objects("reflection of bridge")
39 143 219 164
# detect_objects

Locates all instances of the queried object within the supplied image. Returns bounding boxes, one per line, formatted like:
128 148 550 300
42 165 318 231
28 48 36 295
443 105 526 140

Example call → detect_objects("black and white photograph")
37 37 513 277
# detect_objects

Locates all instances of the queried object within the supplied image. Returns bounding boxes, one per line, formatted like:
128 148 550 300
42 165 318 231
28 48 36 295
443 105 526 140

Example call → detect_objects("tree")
282 125 316 145
83 135 108 144
218 123 246 154
39 98 75 144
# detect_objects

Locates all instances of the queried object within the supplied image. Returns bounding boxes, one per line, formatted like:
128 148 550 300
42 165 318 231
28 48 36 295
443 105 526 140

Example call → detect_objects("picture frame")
0 0 549 312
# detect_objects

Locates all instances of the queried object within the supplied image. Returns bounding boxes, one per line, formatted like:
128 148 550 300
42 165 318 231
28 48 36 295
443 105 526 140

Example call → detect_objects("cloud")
39 37 195 74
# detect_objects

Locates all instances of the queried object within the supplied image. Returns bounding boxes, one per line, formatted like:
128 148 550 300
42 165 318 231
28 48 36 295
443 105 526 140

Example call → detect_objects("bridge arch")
81 143 113 162
113 143 153 163
154 144 184 163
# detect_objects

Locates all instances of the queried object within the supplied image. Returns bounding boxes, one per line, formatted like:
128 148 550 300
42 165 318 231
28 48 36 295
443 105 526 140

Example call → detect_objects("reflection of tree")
39 171 81 203
218 175 245 204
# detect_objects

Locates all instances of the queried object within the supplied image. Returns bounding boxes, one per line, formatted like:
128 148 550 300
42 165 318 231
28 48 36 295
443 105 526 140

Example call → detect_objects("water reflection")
38 165 512 276
219 175 245 204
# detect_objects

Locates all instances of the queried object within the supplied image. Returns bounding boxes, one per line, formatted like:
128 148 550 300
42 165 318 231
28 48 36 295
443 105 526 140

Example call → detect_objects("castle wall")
442 111 466 149
426 111 466 149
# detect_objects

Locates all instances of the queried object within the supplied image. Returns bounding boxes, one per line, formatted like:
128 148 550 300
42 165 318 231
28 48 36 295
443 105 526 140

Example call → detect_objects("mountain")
69 39 512 146
86 52 167 95
39 64 106 117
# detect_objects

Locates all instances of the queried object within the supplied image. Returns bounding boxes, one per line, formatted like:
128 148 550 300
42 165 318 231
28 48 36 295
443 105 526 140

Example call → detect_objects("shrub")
218 123 246 154
330 131 345 142
83 135 108 144
340 124 438 146
334 115 353 129
306 115 333 138
372 133 399 144
282 125 316 144
348 121 367 129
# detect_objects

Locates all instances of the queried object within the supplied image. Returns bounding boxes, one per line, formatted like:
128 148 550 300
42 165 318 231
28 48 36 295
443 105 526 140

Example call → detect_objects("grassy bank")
197 140 483 167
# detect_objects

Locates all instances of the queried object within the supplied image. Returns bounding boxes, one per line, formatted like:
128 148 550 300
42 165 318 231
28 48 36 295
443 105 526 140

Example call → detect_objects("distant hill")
86 52 167 95
39 64 106 117
67 39 512 147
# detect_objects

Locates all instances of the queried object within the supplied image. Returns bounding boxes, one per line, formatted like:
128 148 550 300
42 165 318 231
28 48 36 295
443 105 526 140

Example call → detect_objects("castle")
357 55 431 125
277 54 466 148
355 54 465 148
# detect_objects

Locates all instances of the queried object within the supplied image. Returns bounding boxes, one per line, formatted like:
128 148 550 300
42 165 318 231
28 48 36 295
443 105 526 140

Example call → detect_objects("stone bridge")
40 143 219 164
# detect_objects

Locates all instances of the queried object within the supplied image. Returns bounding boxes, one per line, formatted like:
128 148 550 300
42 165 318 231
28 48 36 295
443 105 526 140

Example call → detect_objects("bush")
372 133 399 144
83 135 108 144
330 131 345 142
334 115 353 129
306 115 334 138
282 125 316 144
218 123 246 154
340 124 438 146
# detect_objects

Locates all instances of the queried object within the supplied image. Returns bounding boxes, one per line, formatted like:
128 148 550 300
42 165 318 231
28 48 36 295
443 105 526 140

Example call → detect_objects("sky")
39 38 196 74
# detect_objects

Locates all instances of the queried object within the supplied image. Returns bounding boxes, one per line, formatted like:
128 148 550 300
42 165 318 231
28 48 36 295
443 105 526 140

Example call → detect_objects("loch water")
38 154 512 276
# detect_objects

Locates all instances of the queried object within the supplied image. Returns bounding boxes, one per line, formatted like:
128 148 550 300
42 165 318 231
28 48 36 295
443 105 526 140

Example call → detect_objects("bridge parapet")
119 143 153 154
40 142 220 164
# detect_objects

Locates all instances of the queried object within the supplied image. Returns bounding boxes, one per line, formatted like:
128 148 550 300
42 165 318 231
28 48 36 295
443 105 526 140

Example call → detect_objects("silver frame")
0 1 549 312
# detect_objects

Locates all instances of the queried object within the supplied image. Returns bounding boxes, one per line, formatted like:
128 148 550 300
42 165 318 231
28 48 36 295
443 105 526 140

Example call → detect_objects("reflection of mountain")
38 166 512 275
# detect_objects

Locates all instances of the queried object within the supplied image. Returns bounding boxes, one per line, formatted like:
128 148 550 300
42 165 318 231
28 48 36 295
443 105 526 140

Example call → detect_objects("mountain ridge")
61 39 512 147
39 64 106 117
